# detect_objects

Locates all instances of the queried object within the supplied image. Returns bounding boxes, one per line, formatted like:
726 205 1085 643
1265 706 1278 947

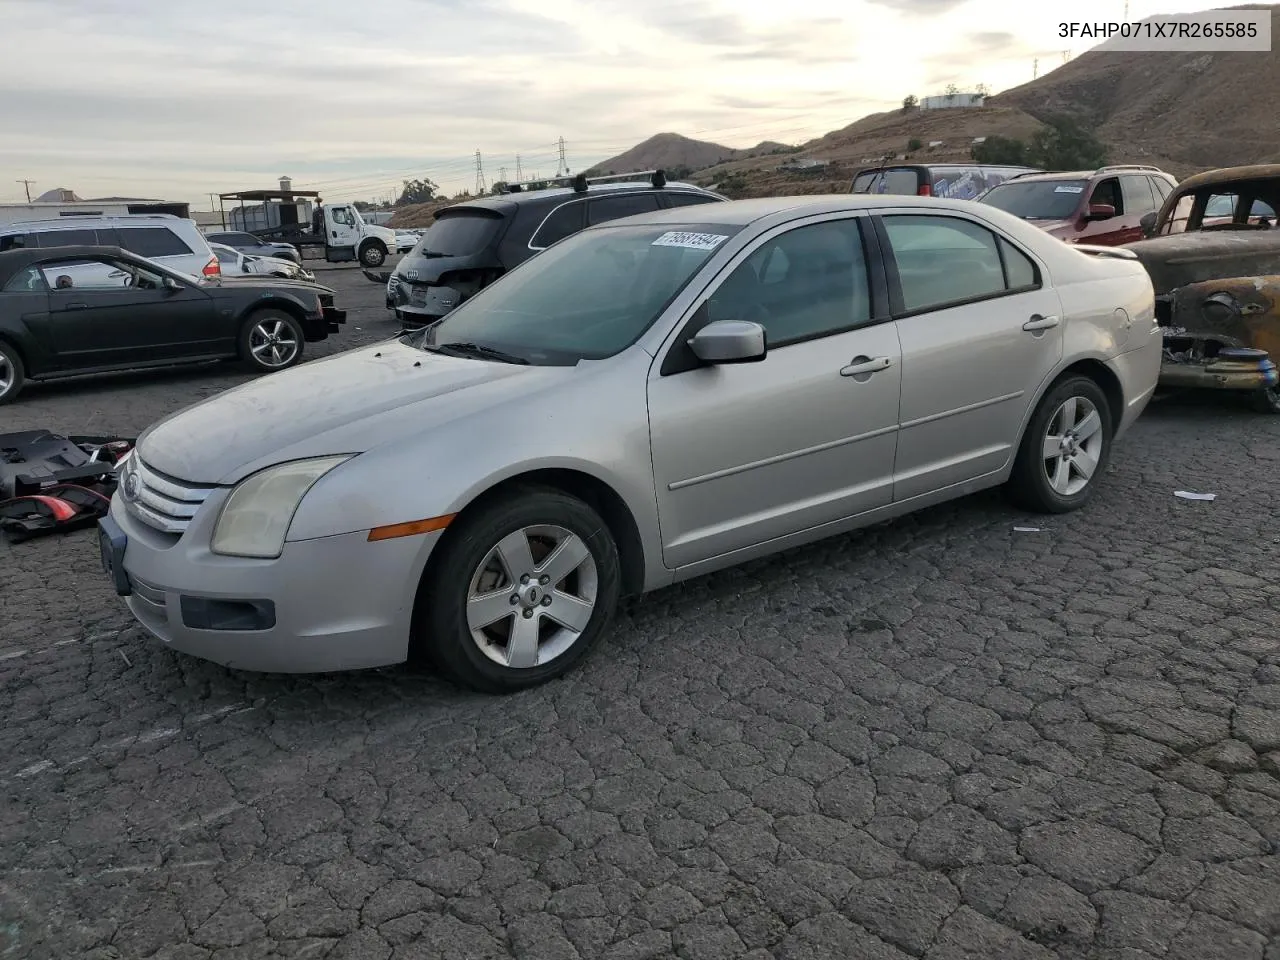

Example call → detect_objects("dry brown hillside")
991 2 1280 172
585 133 796 176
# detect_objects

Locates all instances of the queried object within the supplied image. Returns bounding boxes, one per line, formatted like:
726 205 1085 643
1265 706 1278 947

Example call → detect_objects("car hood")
203 275 333 294
136 340 567 485
1123 231 1280 295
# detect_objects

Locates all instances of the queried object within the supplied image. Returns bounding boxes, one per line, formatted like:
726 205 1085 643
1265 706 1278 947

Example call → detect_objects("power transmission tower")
499 166 507 185
515 155 523 181
16 179 35 202
474 150 486 194
555 137 569 177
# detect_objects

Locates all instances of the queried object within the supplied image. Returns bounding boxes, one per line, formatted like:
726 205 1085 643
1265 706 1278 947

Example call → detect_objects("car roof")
0 244 148 286
446 180 717 215
1168 163 1280 194
578 193 1026 227
3 214 188 229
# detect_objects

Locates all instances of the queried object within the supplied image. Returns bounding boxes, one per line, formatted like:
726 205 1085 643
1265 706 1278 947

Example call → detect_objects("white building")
0 187 189 227
920 93 986 110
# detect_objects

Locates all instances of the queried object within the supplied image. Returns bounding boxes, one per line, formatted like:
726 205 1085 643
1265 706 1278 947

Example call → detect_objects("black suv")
380 171 726 329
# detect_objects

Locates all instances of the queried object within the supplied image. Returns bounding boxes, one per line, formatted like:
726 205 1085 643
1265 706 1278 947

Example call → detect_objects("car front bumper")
99 494 440 673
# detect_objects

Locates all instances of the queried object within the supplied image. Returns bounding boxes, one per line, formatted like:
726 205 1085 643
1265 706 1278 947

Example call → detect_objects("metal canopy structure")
215 187 321 232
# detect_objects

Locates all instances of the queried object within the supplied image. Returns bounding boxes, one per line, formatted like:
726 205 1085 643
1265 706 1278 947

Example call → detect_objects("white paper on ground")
1013 526 1042 532
1174 490 1216 501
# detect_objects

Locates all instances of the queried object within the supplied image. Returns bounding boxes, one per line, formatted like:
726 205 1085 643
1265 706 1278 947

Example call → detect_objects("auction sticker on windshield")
1055 185 1085 193
651 231 729 250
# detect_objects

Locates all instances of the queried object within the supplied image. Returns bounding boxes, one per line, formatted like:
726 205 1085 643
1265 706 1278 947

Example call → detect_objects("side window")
1089 178 1124 213
1249 199 1276 223
664 192 719 208
330 207 352 226
1203 192 1238 220
586 192 661 226
0 233 31 252
1150 176 1173 202
117 227 193 258
706 219 871 346
2 266 45 292
1121 175 1157 215
214 248 238 265
37 229 99 247
882 215 1010 313
530 201 584 248
40 258 129 291
999 238 1038 290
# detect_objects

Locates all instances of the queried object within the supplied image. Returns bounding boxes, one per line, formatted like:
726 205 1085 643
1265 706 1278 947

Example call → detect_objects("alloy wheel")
465 524 598 669
1041 395 1104 496
0 354 12 395
249 319 300 368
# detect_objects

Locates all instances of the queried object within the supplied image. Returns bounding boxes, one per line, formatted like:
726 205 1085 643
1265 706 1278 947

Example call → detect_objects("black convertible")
0 245 345 404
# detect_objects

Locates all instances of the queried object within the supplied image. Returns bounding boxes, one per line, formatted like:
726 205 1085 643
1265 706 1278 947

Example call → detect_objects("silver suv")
0 214 221 280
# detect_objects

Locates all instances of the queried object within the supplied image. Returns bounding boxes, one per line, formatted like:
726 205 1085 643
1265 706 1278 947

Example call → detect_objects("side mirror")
1085 203 1116 222
688 319 767 364
1139 211 1158 237
243 263 252 272
162 276 182 292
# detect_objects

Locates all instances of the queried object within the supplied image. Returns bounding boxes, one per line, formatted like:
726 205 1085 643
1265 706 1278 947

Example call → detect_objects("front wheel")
359 242 387 267
415 488 622 693
1250 385 1280 414
1007 375 1113 513
239 310 305 373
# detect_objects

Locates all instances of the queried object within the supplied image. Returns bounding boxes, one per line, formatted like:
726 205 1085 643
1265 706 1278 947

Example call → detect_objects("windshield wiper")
430 341 530 365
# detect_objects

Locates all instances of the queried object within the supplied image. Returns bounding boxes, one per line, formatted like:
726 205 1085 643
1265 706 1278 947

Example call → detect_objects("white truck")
315 202 416 267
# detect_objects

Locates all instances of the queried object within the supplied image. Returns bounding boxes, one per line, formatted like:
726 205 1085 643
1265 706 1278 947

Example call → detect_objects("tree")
944 83 959 96
395 177 438 207
1026 116 1108 170
902 94 918 111
971 135 1027 165
490 182 508 195
975 83 990 96
907 138 923 153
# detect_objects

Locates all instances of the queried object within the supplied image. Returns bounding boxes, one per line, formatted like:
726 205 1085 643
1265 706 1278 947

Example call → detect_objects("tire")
0 340 25 405
416 487 622 693
1007 374 1113 513
238 309 305 373
1250 385 1280 414
359 242 387 267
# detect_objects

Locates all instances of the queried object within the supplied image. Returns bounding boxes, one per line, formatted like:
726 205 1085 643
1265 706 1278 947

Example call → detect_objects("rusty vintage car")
1119 164 1280 412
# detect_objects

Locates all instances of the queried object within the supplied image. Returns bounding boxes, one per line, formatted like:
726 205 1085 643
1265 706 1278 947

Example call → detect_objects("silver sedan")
98 195 1161 692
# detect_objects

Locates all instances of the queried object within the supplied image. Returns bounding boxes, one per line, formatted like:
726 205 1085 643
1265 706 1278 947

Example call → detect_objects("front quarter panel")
285 349 668 586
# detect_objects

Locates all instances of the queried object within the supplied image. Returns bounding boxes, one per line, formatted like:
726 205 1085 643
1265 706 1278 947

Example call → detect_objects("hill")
990 2 1280 172
584 133 797 177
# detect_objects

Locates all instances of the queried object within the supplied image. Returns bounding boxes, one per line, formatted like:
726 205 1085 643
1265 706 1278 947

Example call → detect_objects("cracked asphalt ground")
3 260 1280 960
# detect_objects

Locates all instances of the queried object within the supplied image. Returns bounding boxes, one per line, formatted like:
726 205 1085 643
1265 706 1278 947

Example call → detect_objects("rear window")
878 168 922 195
851 171 879 193
415 210 504 257
979 179 1090 220
118 227 194 258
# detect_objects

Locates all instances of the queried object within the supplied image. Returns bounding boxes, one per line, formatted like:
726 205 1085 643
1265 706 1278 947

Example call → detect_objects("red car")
977 165 1178 246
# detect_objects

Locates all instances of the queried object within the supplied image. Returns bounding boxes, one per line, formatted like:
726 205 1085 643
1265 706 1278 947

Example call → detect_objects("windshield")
412 211 504 258
405 222 740 364
979 179 1089 219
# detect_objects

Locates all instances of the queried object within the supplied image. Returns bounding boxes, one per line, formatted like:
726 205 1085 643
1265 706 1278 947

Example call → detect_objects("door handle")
1023 314 1060 331
65 302 88 310
840 355 893 377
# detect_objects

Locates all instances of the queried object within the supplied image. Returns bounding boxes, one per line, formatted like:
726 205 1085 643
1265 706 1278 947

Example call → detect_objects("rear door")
1118 175 1159 242
41 255 219 368
875 211 1064 501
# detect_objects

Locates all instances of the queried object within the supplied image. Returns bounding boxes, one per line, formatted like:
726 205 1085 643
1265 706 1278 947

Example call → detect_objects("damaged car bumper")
1158 275 1280 390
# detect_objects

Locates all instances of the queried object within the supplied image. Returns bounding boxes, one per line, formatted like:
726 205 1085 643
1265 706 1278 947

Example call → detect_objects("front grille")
123 456 216 535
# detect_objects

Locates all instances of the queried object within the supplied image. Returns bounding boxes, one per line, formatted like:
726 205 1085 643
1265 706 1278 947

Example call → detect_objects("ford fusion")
99 196 1161 693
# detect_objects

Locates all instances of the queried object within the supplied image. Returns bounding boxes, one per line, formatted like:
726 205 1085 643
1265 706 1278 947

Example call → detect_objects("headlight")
211 456 352 558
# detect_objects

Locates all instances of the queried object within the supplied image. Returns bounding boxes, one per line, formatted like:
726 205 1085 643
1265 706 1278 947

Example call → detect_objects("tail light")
917 183 932 196
202 256 220 277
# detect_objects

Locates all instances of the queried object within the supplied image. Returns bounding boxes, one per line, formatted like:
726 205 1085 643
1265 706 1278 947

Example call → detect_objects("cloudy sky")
0 0 1230 207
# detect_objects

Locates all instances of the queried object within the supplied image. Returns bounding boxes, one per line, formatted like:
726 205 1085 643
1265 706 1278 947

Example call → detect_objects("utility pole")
555 137 568 177
1033 57 1039 79
16 179 35 202
515 154 523 181
474 150 486 194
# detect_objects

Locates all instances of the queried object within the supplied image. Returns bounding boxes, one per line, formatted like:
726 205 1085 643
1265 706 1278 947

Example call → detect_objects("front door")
325 206 360 261
648 216 902 569
1080 176 1130 245
42 256 219 368
875 212 1064 501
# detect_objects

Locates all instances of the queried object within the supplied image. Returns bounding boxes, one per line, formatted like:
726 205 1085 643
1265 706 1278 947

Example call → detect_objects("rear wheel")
415 488 621 693
1007 375 1113 513
0 341 25 405
239 310 304 373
